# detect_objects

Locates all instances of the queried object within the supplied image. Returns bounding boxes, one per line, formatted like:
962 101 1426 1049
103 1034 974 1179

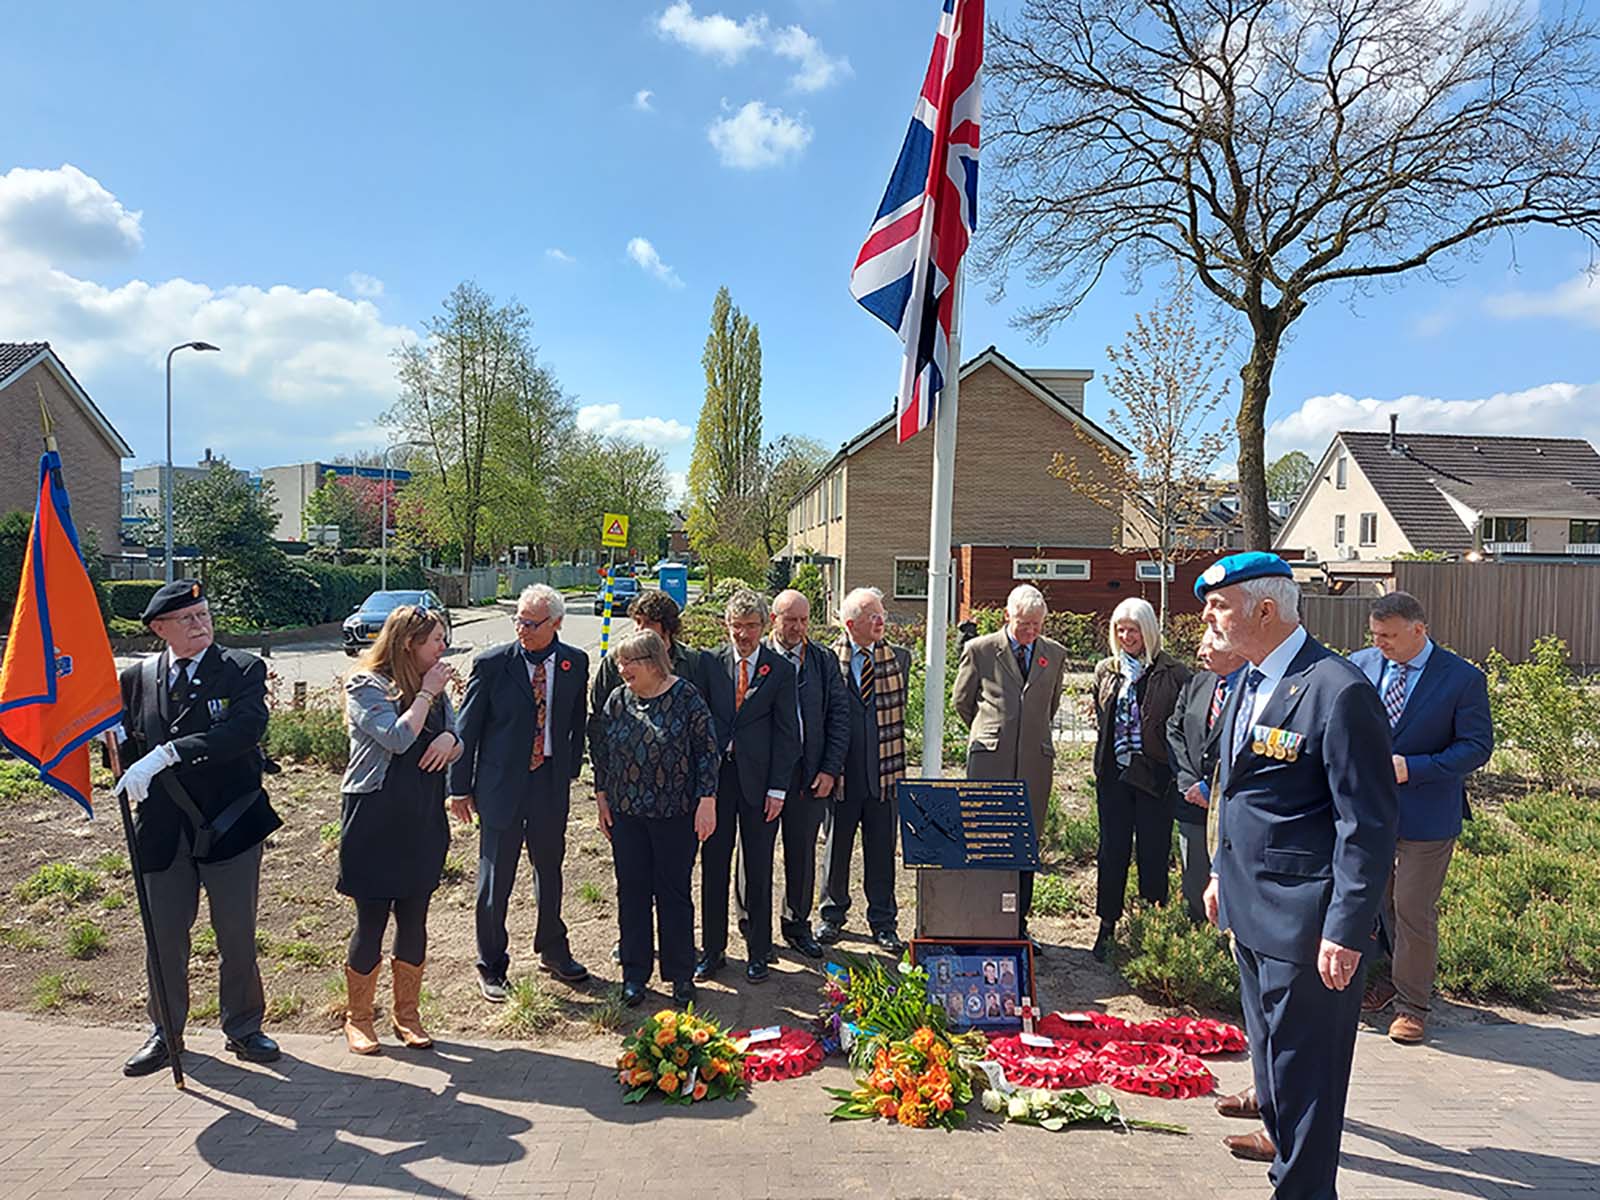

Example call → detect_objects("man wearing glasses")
450 584 591 1000
114 579 283 1077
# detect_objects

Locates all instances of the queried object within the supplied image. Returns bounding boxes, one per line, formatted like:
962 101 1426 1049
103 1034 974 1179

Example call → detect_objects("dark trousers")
1235 941 1364 1200
347 895 431 973
1095 775 1172 924
475 765 570 980
142 836 265 1041
613 808 697 986
819 784 899 933
700 760 778 960
735 767 824 939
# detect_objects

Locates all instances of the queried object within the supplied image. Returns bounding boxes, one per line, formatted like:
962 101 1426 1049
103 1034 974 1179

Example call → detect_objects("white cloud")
633 88 656 112
626 236 684 288
1265 382 1600 456
346 271 384 298
770 25 851 92
0 163 143 262
666 470 688 507
707 100 812 169
545 247 577 264
577 402 692 446
1486 272 1600 328
656 2 766 63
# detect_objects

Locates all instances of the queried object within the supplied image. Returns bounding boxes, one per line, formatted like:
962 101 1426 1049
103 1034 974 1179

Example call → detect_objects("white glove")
113 742 179 804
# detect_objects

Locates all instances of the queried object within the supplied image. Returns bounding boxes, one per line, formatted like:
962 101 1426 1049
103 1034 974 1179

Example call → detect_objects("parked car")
594 574 640 616
343 590 452 656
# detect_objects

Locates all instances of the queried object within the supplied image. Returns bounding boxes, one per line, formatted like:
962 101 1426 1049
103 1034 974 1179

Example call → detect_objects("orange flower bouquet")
617 1007 747 1106
825 1025 973 1130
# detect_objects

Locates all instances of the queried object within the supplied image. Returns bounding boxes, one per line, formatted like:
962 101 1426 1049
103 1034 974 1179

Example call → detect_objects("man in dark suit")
1165 626 1246 922
450 584 589 1001
1199 553 1398 1196
114 579 282 1077
694 588 800 983
1350 591 1493 1044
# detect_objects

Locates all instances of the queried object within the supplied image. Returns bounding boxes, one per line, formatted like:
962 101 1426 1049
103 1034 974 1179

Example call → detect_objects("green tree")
303 470 381 548
483 350 575 560
686 286 763 566
169 460 280 580
1265 452 1314 506
547 434 672 560
753 434 829 558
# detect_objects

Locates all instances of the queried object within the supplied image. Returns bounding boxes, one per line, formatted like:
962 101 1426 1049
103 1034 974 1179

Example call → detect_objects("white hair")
841 586 884 623
518 583 565 621
724 587 768 622
1006 584 1047 618
1109 597 1161 664
1238 576 1300 622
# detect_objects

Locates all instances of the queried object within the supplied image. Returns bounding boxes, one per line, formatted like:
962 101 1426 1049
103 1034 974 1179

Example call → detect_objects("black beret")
142 578 206 623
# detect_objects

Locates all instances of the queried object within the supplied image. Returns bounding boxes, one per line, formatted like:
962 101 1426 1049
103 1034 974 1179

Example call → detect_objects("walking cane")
104 731 185 1089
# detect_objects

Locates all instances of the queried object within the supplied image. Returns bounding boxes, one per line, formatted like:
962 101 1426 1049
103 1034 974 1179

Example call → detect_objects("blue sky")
3 0 1597 500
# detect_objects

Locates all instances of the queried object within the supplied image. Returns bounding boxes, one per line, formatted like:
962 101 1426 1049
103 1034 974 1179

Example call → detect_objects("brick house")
1 342 132 553
785 347 1201 621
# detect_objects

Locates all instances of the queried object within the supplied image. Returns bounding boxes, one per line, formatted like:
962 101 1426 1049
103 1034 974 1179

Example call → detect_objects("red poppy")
560 659 572 671
757 663 770 677
1036 656 1049 668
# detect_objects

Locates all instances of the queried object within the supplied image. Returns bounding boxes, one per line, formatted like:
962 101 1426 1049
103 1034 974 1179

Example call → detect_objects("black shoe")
873 929 906 955
693 952 726 982
479 974 510 1004
1092 923 1115 962
746 960 770 984
621 981 648 1008
225 1032 281 1064
816 922 845 946
611 941 622 965
765 947 780 965
541 957 590 985
123 1032 180 1078
785 931 825 960
672 981 697 1005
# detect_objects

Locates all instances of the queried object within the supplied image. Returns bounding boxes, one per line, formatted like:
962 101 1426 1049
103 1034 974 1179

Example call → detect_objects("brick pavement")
1 1010 1595 1199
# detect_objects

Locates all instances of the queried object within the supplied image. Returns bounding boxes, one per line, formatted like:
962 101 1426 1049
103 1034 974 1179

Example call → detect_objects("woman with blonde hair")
338 605 460 1053
1088 597 1190 961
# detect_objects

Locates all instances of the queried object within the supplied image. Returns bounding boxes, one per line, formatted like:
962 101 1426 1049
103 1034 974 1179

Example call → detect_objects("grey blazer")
341 672 458 794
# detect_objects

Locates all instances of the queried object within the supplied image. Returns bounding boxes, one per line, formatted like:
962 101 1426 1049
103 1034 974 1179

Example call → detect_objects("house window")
1482 516 1528 543
894 557 930 599
1135 561 1175 581
1012 558 1091 581
1335 455 1348 489
1359 513 1378 546
1333 514 1347 546
1570 520 1600 545
831 473 843 520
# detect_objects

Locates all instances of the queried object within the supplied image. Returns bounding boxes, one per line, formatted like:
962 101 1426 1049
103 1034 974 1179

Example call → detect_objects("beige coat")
952 630 1067 830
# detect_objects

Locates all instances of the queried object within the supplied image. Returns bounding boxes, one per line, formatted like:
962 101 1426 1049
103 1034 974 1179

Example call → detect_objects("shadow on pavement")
1343 1117 1598 1196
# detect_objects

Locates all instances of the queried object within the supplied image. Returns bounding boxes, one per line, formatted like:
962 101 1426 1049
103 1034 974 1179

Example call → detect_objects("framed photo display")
910 938 1036 1033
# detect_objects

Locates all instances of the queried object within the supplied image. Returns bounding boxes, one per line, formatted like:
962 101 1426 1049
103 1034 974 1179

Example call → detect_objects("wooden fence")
1299 561 1600 667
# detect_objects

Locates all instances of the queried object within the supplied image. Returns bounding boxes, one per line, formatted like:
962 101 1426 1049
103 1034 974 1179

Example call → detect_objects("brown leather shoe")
1362 977 1397 1013
1223 1129 1276 1162
343 964 381 1055
1214 1085 1260 1119
390 957 433 1049
1389 1012 1426 1044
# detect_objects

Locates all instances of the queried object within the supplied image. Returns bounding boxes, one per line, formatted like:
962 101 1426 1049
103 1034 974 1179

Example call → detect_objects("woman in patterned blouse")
590 628 719 1007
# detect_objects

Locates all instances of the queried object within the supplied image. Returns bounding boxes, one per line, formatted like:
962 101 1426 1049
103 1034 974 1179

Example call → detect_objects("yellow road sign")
601 512 630 548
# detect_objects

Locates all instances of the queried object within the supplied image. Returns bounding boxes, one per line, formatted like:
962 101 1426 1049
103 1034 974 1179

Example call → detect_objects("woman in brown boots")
339 603 461 1053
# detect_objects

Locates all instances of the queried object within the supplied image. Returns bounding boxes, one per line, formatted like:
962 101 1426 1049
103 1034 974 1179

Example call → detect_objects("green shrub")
1164 612 1206 663
32 971 91 1010
193 927 218 958
1042 796 1099 864
790 561 828 618
105 580 164 621
95 851 129 877
1501 792 1600 855
266 991 305 1021
100 891 127 912
273 939 328 967
107 616 146 639
65 918 108 960
0 926 46 951
266 706 349 770
16 862 100 904
1485 636 1600 789
1118 886 1240 1012
318 820 342 846
1029 873 1083 918
677 608 728 651
494 975 563 1037
704 574 757 609
299 560 424 624
0 760 53 804
0 509 29 627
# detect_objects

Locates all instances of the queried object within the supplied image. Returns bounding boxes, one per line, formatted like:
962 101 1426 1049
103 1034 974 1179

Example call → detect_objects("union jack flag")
850 0 982 443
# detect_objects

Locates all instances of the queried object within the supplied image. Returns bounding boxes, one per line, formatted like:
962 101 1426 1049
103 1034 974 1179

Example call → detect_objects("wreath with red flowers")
985 1013 1245 1099
733 1026 825 1083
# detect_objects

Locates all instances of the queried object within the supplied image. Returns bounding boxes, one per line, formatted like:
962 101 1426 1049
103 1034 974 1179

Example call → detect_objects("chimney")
1388 414 1399 452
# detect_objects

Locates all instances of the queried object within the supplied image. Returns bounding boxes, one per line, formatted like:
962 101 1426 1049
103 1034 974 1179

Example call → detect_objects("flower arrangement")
616 1007 747 1105
818 954 945 1063
979 1085 1186 1134
826 1025 973 1129
734 1026 826 1082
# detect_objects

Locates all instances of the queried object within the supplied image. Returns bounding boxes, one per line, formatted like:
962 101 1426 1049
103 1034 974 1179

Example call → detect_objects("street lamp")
164 341 221 582
381 440 425 590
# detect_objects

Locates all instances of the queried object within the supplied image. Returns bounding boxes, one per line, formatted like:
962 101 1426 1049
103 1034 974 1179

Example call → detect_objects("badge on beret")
1201 563 1227 587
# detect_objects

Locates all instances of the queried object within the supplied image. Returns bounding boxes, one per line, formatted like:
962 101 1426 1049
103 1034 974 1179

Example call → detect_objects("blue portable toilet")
657 562 689 611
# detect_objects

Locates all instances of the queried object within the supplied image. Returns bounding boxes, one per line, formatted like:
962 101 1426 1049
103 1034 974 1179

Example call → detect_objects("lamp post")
381 440 424 591
164 341 220 582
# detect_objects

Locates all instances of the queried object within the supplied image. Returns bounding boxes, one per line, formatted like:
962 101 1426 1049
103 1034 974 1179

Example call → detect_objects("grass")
440 852 469 884
65 918 109 960
1028 873 1083 918
587 985 632 1035
272 940 329 967
318 821 342 847
15 862 101 904
577 880 605 905
0 760 53 804
1041 795 1099 865
493 976 563 1038
190 995 222 1021
1117 879 1241 1013
320 972 349 1020
100 891 127 911
292 914 325 937
95 851 130 877
32 971 92 1010
0 926 46 951
193 927 218 958
266 992 306 1022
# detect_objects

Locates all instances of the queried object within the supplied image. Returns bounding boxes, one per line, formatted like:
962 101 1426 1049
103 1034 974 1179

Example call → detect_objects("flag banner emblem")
0 452 123 814
850 0 983 443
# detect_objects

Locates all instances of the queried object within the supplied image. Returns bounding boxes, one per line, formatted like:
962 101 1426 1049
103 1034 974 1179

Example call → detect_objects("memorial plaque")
910 938 1036 1033
898 779 1039 871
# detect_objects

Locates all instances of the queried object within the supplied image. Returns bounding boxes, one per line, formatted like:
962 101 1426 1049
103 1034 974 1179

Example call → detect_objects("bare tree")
1051 287 1232 624
752 434 830 558
986 0 1600 548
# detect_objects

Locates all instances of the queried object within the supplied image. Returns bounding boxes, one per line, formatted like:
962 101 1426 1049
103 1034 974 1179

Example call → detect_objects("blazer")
695 642 801 805
341 671 459 795
448 640 588 828
837 640 913 802
953 631 1067 829
1348 645 1493 841
1091 651 1191 791
1166 669 1232 827
119 645 282 873
770 636 850 787
1214 634 1398 964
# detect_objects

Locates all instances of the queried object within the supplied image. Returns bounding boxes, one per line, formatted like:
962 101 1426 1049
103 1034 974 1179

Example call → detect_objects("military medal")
1251 725 1269 756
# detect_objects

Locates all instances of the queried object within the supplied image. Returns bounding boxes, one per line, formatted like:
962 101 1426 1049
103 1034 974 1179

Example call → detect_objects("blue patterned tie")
1231 669 1266 761
1383 661 1409 727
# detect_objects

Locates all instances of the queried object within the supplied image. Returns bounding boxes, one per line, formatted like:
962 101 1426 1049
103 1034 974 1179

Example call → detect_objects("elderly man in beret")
114 580 283 1077
1198 552 1397 1199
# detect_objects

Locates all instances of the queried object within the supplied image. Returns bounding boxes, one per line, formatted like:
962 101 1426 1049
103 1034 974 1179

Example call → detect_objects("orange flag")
0 451 122 815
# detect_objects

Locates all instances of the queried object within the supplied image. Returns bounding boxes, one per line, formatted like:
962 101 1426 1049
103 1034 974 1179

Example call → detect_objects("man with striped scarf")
818 586 912 955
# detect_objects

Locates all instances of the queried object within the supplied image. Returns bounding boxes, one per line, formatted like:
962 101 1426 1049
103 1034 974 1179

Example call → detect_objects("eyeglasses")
513 615 552 631
160 609 212 627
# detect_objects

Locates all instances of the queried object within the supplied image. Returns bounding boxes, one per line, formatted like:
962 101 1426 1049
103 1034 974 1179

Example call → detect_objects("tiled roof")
0 341 49 381
1342 431 1600 553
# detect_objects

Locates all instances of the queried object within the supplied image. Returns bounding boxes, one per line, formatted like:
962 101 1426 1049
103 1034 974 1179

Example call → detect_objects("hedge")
296 560 425 624
105 580 164 620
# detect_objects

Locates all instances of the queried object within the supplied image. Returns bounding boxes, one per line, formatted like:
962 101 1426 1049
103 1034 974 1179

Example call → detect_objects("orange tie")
735 658 750 710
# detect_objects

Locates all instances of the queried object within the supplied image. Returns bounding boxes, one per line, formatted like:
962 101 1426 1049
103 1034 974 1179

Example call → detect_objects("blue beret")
142 578 205 623
1193 552 1294 599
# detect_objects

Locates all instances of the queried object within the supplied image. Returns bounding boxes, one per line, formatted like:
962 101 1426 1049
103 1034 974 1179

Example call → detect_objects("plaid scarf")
836 637 906 801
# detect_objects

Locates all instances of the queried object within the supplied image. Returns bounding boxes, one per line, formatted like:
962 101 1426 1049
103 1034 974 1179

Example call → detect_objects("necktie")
1383 662 1409 727
169 658 192 706
528 661 548 771
1015 644 1030 681
858 650 875 705
1207 676 1226 732
787 649 804 739
736 658 750 710
1231 669 1266 761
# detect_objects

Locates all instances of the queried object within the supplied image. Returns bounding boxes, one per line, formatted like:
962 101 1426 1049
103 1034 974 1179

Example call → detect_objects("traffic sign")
601 512 629 548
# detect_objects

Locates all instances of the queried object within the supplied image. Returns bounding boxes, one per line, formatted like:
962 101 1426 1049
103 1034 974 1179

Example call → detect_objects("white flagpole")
920 265 963 775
